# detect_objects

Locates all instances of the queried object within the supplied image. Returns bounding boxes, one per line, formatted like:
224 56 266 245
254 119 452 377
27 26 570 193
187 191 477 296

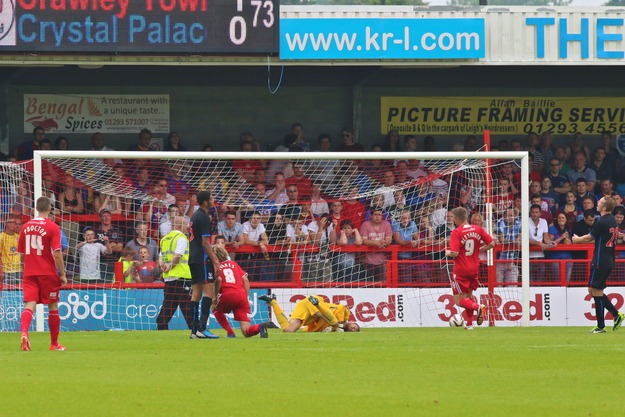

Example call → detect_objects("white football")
449 313 464 327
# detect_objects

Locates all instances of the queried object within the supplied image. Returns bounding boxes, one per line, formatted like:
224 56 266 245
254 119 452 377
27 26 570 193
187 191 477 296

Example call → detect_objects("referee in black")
188 190 222 339
573 195 625 333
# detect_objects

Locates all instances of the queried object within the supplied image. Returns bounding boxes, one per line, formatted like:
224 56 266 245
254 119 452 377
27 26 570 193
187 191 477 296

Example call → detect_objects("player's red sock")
21 308 34 335
462 309 474 326
213 311 234 336
49 310 61 346
245 324 261 337
459 297 479 311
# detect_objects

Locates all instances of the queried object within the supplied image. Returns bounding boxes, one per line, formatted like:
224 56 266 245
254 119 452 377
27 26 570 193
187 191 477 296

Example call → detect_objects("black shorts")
588 263 612 290
189 263 215 286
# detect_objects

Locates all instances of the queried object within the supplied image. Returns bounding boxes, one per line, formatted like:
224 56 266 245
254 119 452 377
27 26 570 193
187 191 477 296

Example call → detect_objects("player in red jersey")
211 245 269 338
18 197 68 351
445 207 496 329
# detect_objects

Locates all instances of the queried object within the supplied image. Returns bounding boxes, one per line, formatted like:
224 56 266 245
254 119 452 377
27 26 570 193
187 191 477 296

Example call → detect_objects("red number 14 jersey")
18 218 62 277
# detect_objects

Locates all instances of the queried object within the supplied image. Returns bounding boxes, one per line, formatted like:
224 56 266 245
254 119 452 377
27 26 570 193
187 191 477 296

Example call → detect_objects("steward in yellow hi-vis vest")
156 217 193 331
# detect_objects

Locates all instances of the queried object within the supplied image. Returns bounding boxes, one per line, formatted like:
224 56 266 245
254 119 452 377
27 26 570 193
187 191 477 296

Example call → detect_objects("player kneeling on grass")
259 293 360 333
445 207 495 330
211 245 271 338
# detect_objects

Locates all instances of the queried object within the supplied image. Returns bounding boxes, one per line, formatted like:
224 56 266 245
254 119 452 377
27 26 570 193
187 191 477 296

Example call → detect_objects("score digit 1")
230 0 247 46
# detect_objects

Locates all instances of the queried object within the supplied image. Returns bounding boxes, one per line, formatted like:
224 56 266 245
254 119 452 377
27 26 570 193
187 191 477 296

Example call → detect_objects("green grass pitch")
1 327 624 417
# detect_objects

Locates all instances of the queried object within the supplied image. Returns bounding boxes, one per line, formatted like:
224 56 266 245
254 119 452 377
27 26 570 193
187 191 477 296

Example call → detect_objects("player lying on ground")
259 294 360 333
211 245 270 338
445 207 496 330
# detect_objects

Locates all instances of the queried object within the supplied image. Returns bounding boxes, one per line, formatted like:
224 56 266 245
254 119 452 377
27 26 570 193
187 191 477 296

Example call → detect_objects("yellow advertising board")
381 97 625 136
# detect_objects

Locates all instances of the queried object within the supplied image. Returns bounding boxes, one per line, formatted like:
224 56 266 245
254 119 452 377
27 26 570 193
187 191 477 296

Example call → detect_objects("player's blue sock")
594 296 605 329
602 295 618 317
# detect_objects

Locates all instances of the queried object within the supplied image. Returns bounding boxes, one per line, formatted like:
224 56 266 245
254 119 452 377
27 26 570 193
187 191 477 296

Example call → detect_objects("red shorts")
23 275 62 304
215 292 251 323
450 273 479 295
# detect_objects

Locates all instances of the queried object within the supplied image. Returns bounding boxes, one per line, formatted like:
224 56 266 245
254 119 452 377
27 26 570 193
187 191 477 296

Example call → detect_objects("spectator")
525 132 545 174
596 177 615 199
263 213 291 282
376 170 397 209
558 191 581 231
126 222 159 262
233 141 262 183
240 183 278 222
310 133 337 187
309 183 329 219
360 207 393 281
566 151 596 191
335 128 364 152
383 130 401 152
77 227 112 283
287 217 309 246
547 212 573 282
539 176 560 214
394 160 410 184
217 210 244 258
464 134 478 151
16 126 46 161
118 246 138 283
403 135 418 152
331 219 363 282
392 210 419 283
127 128 153 151
565 132 590 163
510 138 522 152
496 207 522 283
553 146 571 172
53 136 69 151
576 197 599 222
265 172 288 206
492 178 515 215
496 162 521 195
95 209 125 281
574 177 597 209
91 132 115 152
57 175 84 214
132 167 152 195
291 122 310 152
529 204 553 278
588 147 615 183
386 189 409 227
279 184 302 221
286 163 313 200
530 194 553 226
362 145 390 181
308 212 333 245
598 131 621 175
423 136 436 152
166 162 191 203
133 246 160 283
0 215 22 285
328 199 346 231
572 209 597 237
546 157 571 201
240 211 269 279
164 131 187 151
159 204 180 237
95 187 126 216
342 186 366 230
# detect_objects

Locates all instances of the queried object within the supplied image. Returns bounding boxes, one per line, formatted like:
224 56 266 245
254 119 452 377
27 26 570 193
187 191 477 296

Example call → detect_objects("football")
449 313 464 327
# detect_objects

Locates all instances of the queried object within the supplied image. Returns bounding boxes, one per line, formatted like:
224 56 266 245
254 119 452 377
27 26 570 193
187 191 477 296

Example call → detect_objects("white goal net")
0 150 529 332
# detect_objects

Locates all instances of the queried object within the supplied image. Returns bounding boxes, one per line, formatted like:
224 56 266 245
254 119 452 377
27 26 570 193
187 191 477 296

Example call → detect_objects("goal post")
5 148 531 331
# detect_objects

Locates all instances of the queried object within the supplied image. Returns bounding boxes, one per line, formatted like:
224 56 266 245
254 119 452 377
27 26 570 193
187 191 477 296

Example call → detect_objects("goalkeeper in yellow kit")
258 294 360 333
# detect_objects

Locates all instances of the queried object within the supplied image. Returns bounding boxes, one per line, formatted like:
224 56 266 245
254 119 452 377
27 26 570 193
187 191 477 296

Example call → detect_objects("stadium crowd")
1 126 625 285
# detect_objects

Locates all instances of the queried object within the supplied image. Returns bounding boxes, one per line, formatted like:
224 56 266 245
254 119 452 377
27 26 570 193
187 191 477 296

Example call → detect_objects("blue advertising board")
0 288 270 331
280 18 485 60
